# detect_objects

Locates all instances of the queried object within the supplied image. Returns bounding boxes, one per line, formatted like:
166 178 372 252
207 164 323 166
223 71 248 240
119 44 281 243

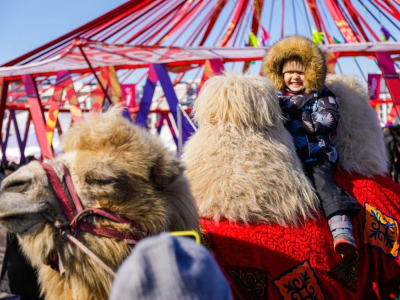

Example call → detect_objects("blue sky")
0 0 396 83
0 0 125 65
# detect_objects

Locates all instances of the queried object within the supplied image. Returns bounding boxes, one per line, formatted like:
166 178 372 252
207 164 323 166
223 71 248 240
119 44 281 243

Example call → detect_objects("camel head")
0 160 52 234
0 108 198 300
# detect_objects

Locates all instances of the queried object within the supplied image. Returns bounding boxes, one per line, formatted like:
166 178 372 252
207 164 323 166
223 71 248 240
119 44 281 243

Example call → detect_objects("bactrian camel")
182 72 400 299
0 108 198 300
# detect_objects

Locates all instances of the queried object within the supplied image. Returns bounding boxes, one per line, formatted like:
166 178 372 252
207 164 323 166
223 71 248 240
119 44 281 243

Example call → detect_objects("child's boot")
328 214 358 259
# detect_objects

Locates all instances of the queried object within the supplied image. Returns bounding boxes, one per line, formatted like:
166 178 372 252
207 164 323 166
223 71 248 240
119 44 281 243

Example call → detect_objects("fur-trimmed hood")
263 35 327 93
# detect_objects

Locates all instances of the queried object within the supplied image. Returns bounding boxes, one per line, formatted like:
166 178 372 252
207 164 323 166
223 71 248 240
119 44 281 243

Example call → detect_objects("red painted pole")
78 46 113 107
218 0 247 46
376 52 400 117
126 0 184 44
0 78 9 142
110 0 160 43
21 74 53 159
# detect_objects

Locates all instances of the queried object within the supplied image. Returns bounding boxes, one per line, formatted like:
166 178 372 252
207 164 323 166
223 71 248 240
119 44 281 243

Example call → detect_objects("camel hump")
326 74 387 177
183 72 319 226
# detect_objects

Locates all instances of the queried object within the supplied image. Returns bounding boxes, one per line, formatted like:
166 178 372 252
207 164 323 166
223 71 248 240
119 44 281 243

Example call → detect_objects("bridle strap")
40 162 145 242
40 161 148 278
70 207 143 231
41 162 76 221
66 234 116 277
71 209 143 242
63 165 84 213
51 219 117 278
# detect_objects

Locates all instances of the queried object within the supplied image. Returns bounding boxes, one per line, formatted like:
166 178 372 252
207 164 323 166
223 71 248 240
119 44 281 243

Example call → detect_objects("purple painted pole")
135 65 157 127
153 63 194 142
121 107 133 123
156 114 178 146
22 115 31 152
156 114 167 134
10 111 26 163
165 114 178 146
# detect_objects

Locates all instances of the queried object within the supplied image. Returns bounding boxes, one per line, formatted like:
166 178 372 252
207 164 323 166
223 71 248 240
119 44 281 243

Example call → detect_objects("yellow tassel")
249 31 260 47
312 28 324 45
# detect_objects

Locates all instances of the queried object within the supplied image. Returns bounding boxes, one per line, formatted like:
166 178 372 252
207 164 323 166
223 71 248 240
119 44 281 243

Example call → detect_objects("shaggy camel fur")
182 72 319 226
326 74 387 177
0 108 198 300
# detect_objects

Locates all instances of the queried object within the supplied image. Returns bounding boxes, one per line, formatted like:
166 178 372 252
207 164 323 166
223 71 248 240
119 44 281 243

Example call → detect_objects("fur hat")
282 58 305 74
263 35 327 93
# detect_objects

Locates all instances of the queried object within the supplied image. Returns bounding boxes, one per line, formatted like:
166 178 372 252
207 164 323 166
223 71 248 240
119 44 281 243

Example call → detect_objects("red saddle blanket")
199 170 400 300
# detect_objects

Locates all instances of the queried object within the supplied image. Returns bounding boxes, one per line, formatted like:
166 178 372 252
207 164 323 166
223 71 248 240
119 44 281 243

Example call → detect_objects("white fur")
183 72 319 226
326 75 388 177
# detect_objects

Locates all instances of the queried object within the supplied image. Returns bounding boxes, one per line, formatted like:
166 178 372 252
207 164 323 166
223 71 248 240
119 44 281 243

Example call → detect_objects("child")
263 35 360 259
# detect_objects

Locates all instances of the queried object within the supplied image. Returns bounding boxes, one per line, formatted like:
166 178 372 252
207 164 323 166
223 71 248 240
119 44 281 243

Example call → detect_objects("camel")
182 72 400 299
0 107 199 300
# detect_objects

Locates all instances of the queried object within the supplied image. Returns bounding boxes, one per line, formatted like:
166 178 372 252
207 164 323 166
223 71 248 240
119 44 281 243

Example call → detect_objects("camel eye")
85 169 118 186
92 178 115 185
85 176 117 186
2 180 30 192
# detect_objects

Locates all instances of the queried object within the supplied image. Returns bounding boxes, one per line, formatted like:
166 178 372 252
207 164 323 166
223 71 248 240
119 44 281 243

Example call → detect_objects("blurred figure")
3 162 18 177
393 126 400 182
0 159 43 300
0 233 42 300
110 233 232 300
25 156 36 164
0 163 6 185
383 125 400 182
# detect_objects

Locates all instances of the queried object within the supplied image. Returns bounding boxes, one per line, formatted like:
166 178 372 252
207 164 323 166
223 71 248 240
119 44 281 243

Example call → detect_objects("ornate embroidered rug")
199 170 400 300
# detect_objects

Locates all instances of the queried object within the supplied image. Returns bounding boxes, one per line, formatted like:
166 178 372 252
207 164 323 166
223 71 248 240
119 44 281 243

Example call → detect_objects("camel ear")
150 156 183 190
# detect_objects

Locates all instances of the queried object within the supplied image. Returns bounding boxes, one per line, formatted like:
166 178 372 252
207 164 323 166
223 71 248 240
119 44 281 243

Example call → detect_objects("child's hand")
278 94 315 117
317 86 330 97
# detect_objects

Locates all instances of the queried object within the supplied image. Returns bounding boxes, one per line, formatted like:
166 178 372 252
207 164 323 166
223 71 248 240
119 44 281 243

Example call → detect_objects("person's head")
26 155 36 163
109 233 232 300
389 125 398 135
282 57 305 92
263 35 327 93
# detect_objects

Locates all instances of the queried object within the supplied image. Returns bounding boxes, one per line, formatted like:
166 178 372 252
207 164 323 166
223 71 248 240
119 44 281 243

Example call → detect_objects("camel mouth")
0 201 49 219
0 211 47 222
0 209 49 235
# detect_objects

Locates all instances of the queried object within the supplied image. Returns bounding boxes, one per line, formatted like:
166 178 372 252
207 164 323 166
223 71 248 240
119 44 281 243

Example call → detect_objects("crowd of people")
0 156 37 185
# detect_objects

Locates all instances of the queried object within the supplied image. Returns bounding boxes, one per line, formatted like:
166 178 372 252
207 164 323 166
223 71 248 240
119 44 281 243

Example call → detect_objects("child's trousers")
303 160 360 218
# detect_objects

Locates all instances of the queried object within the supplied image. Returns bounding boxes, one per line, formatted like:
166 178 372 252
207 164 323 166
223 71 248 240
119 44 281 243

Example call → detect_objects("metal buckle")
170 230 201 244
54 220 76 240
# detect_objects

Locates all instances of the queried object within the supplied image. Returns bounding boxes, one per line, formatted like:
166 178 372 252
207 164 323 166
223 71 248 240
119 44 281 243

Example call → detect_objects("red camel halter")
40 162 147 277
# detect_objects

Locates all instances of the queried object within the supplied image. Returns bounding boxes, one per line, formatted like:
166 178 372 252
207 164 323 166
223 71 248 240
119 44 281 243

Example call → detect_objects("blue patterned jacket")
277 86 340 164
